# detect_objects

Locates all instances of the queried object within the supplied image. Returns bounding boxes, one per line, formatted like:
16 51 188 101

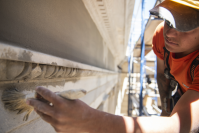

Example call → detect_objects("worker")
151 0 199 117
26 0 199 132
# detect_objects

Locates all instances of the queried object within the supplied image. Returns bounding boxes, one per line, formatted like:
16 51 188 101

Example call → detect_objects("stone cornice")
82 0 135 64
82 0 116 57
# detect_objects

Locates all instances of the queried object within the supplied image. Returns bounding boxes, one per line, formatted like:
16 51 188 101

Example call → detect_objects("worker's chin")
165 43 178 53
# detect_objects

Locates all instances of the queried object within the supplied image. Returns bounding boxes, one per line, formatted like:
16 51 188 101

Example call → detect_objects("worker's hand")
26 86 95 132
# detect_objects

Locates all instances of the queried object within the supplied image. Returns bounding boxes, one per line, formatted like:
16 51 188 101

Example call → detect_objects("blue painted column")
128 55 133 116
139 0 145 116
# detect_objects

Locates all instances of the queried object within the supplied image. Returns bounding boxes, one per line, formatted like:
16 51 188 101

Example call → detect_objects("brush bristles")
2 88 34 121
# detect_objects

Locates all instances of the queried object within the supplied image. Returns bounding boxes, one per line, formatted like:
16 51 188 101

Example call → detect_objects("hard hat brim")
150 0 199 32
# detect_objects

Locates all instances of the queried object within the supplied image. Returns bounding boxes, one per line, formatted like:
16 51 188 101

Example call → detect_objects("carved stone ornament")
0 59 115 83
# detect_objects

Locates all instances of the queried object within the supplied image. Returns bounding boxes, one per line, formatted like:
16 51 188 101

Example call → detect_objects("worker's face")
163 21 199 57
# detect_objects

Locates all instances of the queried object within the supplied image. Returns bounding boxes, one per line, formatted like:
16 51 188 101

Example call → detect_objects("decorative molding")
0 59 116 83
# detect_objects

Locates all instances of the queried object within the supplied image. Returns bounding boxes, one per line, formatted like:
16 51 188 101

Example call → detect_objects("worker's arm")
156 57 171 116
27 87 199 133
133 90 199 133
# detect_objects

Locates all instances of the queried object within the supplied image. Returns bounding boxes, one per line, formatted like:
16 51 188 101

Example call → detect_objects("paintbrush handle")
36 89 87 104
56 89 87 100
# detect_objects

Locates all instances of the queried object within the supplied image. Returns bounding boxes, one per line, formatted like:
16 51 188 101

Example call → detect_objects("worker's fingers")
35 109 54 124
27 98 55 117
35 86 61 105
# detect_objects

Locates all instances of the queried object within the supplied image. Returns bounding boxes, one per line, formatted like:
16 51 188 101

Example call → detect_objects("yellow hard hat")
150 0 199 31
170 0 199 9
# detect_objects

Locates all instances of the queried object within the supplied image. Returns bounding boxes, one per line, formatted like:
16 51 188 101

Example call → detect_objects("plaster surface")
10 118 56 133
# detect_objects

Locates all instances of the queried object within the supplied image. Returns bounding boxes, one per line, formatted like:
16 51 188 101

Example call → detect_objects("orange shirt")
152 22 199 93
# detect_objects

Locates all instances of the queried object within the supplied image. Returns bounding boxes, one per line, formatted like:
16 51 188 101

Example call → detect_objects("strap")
163 47 182 114
162 47 198 113
163 47 170 70
190 55 199 81
163 47 175 79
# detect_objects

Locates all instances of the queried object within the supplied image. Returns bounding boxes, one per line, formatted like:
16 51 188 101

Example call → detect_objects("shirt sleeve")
188 65 199 92
152 21 165 60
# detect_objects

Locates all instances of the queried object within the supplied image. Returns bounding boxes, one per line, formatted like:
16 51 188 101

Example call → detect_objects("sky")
126 0 157 57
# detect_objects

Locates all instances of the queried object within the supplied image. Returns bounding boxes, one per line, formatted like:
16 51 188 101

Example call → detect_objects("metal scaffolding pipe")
139 0 145 116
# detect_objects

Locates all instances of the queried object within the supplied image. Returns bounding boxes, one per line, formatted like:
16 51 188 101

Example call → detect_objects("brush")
2 88 87 121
